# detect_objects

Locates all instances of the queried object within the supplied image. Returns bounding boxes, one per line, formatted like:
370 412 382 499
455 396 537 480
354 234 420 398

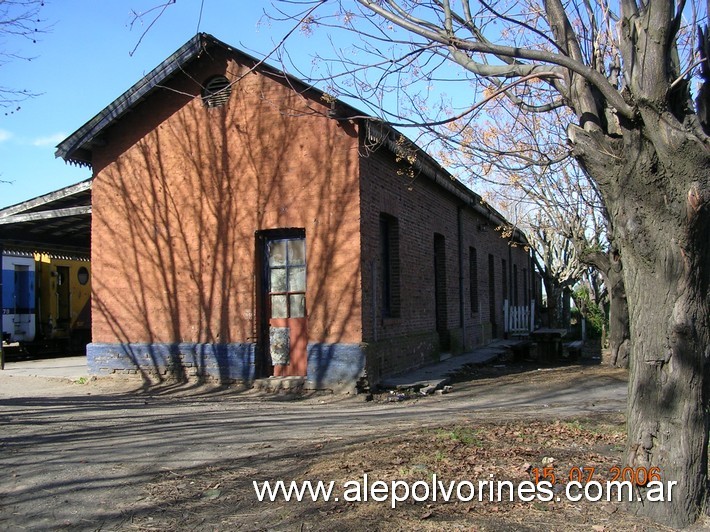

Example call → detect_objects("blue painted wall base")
87 341 366 389
307 342 365 390
87 342 256 383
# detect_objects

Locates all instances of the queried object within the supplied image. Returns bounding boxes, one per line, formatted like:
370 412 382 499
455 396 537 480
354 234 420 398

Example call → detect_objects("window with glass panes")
267 238 307 319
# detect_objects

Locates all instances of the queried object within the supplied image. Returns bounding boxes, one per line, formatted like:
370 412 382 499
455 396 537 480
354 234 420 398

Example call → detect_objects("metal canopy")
0 179 92 255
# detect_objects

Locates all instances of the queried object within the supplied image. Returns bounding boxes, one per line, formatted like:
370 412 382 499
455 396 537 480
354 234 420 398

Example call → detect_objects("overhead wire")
197 0 205 34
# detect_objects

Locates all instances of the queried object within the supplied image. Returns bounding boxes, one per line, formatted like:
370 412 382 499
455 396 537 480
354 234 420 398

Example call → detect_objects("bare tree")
530 221 580 329
442 58 632 365
0 0 46 112
266 0 710 526
489 179 586 330
511 164 631 368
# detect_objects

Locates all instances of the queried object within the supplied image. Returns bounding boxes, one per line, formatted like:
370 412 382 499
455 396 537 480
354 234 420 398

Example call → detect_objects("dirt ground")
0 347 702 531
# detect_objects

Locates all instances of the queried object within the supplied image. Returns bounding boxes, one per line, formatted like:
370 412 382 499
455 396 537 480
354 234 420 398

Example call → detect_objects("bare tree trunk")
543 277 564 328
606 264 630 368
572 124 710 527
623 246 710 525
580 250 631 367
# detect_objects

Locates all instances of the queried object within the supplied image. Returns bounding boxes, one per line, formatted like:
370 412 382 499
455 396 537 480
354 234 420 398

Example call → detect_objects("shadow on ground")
0 341 627 531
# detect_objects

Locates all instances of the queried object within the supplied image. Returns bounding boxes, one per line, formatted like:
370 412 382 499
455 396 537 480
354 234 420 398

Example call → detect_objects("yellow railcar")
33 252 91 351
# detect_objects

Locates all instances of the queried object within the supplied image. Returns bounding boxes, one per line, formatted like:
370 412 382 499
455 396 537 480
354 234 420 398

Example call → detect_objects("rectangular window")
523 267 528 305
380 214 400 318
434 233 450 351
14 265 30 313
513 264 519 306
469 247 478 315
488 254 496 327
502 258 508 302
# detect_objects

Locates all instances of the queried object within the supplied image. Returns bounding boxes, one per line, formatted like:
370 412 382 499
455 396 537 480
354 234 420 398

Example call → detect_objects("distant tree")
486 147 632 366
519 165 630 369
490 183 585 330
0 0 46 112
572 267 608 339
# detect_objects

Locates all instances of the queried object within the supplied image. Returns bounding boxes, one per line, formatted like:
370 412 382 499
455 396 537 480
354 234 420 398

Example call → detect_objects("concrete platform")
0 338 525 391
379 339 524 391
0 355 89 380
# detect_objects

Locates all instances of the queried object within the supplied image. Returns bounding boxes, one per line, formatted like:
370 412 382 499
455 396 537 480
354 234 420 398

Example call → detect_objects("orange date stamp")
531 466 663 486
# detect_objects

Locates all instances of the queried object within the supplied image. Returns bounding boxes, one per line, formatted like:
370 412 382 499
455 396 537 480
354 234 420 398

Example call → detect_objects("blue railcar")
1 251 36 343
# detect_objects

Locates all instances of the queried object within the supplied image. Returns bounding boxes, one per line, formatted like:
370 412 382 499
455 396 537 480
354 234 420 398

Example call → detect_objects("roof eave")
55 33 211 166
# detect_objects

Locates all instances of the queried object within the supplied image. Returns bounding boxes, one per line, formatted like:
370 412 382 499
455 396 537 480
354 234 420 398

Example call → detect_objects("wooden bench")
508 338 532 362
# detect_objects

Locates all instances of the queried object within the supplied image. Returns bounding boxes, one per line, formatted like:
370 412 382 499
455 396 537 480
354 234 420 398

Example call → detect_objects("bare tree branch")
0 0 47 110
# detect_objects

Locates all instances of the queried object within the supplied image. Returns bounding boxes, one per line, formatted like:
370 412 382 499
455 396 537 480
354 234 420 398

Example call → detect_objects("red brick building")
56 34 534 390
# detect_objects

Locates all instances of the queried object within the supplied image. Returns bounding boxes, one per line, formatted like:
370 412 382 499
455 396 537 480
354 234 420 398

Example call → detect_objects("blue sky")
0 0 319 208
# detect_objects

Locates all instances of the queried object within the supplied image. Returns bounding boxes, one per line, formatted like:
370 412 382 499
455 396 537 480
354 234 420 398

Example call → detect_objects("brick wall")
358 137 532 381
90 46 364 380
86 41 533 386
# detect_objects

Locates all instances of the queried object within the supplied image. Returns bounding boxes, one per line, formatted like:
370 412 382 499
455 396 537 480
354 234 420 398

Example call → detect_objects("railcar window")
77 267 89 285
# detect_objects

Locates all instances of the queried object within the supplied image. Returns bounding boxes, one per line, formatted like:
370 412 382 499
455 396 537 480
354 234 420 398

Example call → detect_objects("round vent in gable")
201 76 232 108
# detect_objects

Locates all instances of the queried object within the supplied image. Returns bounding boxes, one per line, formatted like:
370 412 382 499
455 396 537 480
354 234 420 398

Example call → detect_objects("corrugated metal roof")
54 33 529 246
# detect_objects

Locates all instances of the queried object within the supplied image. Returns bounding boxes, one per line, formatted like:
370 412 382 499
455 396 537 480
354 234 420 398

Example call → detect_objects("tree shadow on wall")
90 57 363 389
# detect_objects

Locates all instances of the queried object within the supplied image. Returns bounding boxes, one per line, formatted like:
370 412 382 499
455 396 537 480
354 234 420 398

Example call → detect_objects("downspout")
457 205 466 351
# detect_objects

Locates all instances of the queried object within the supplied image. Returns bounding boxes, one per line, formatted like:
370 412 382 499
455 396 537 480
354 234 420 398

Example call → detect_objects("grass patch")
436 426 484 446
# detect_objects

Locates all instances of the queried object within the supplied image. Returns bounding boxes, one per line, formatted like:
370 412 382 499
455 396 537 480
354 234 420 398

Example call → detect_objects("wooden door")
265 237 308 376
